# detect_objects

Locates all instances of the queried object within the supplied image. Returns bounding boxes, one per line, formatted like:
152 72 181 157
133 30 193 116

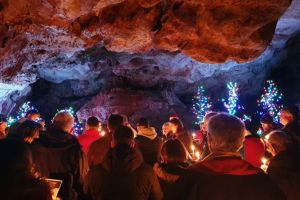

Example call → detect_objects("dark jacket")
0 173 52 200
153 162 189 200
135 127 163 166
268 148 300 200
87 133 112 167
175 152 286 200
31 128 87 200
84 144 163 200
283 122 300 147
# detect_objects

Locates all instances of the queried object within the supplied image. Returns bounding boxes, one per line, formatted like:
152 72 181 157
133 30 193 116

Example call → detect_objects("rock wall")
0 0 300 126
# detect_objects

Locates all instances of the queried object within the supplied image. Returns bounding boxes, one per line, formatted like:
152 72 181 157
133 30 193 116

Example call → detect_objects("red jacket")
78 129 101 153
243 135 265 168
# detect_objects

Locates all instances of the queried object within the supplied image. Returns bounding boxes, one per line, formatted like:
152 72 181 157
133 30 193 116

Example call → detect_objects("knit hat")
260 114 274 125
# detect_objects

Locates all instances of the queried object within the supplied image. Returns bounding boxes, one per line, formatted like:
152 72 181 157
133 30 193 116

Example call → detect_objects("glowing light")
261 157 269 173
222 82 241 116
7 101 38 127
192 86 212 124
195 151 200 161
258 80 283 122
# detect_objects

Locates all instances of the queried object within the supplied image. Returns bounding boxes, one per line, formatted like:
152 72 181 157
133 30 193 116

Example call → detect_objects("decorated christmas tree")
192 86 212 124
7 101 38 127
222 82 241 116
258 80 283 122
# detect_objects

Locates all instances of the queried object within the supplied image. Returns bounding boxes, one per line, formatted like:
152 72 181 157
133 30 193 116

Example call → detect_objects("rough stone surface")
0 0 300 124
76 87 190 128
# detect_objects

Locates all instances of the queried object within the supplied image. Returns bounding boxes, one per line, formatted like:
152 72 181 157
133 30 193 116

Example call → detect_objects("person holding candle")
266 130 300 200
153 139 189 200
176 113 285 200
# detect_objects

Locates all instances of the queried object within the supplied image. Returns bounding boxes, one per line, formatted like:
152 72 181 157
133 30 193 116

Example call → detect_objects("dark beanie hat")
260 114 274 124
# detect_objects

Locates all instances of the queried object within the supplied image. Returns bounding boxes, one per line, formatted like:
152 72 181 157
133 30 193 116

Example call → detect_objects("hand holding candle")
261 157 269 173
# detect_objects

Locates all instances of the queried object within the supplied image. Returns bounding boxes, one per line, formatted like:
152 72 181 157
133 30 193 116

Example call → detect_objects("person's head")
266 130 293 156
25 109 40 121
162 122 172 136
169 118 184 134
280 105 299 126
14 120 42 144
0 139 33 174
111 125 135 148
137 118 149 132
108 114 124 132
160 139 188 163
0 114 7 132
260 113 276 133
208 113 245 153
86 116 100 130
52 111 74 134
201 112 218 132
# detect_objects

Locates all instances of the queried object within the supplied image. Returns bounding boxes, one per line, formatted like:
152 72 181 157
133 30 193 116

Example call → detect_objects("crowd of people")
0 105 300 200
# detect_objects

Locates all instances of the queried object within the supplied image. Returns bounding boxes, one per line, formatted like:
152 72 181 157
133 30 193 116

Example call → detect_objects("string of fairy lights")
192 80 283 124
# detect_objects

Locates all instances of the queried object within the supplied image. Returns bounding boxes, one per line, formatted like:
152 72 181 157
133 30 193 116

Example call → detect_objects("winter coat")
283 122 300 147
175 152 286 200
243 135 265 168
78 129 101 154
268 148 300 200
31 128 87 200
0 173 52 200
153 162 189 200
84 145 163 200
135 127 163 166
87 133 112 167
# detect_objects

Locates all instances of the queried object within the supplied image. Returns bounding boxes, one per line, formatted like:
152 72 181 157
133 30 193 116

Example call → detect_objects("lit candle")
101 131 106 137
191 145 195 157
192 133 196 139
261 157 268 173
264 134 270 141
195 151 200 161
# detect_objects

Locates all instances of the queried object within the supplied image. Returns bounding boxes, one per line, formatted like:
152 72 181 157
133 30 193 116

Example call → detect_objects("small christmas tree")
192 86 212 124
258 80 283 122
222 82 240 116
7 101 38 127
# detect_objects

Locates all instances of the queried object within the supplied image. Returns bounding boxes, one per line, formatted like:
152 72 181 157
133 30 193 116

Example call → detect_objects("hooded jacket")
31 128 87 200
268 148 300 200
243 135 265 168
153 162 189 200
175 152 286 200
135 127 163 166
84 145 163 200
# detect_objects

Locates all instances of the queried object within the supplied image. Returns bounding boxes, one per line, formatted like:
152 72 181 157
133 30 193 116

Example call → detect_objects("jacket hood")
37 128 80 149
102 145 144 174
153 162 188 183
137 127 157 140
192 151 262 176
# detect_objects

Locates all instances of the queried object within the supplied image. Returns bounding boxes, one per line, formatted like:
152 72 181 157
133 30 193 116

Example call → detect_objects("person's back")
0 139 52 200
135 119 162 166
31 112 86 200
87 114 124 167
176 113 286 200
176 156 285 200
78 117 101 154
84 126 163 200
243 135 265 167
266 131 300 200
